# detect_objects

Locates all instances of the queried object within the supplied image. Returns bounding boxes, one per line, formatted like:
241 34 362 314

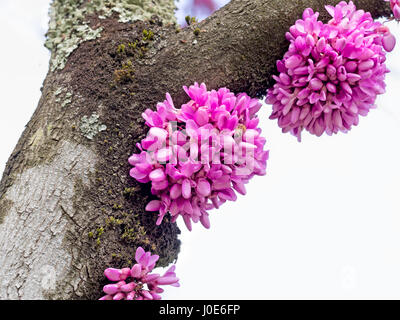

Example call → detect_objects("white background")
0 1 400 299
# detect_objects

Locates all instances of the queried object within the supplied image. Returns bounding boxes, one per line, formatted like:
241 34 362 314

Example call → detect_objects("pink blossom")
266 1 395 141
129 83 268 231
386 0 400 20
99 247 179 300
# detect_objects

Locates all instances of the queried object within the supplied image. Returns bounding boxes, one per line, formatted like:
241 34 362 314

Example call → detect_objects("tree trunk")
0 0 391 299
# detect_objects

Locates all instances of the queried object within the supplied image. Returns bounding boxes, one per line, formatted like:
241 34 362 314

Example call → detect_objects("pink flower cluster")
386 0 400 20
100 247 179 300
129 83 268 231
266 1 395 141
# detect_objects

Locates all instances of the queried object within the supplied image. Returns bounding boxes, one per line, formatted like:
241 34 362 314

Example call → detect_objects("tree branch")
148 0 391 103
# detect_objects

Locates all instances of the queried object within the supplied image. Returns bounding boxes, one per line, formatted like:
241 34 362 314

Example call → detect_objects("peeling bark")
0 0 391 299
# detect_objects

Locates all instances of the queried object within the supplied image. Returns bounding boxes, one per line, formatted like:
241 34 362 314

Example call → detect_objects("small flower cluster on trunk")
100 247 179 300
129 83 268 231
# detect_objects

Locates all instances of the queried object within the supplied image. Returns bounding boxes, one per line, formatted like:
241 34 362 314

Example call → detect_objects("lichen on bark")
46 0 176 71
80 113 107 140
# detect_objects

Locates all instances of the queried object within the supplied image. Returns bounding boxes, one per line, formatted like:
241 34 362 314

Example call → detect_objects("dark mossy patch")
49 14 180 299
113 60 135 84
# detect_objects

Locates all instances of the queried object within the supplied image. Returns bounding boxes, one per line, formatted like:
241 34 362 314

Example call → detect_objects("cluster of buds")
100 247 179 300
129 83 268 231
266 1 395 140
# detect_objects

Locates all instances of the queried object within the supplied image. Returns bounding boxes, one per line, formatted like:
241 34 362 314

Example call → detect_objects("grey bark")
0 0 391 299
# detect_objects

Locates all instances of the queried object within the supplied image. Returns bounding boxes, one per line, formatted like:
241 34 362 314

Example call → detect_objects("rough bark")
0 0 391 299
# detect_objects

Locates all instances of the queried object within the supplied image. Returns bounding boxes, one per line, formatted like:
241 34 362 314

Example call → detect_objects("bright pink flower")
129 83 268 231
99 247 179 300
266 1 395 141
385 0 400 20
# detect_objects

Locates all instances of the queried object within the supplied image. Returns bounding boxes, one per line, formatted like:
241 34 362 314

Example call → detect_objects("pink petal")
141 290 153 300
194 108 209 126
120 268 131 280
149 168 166 182
157 276 180 285
145 200 162 212
232 180 246 195
382 33 396 52
103 284 119 295
156 148 173 163
200 213 211 229
120 282 137 292
180 162 196 177
183 215 192 231
104 268 122 282
126 292 136 300
196 178 211 197
130 167 148 181
170 183 182 199
143 273 160 283
218 188 237 201
131 263 142 278
394 4 400 20
285 54 303 69
113 292 125 300
151 293 162 300
128 154 140 166
152 179 169 190
135 247 145 264
139 252 151 267
147 255 160 268
182 179 191 199
163 265 176 276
